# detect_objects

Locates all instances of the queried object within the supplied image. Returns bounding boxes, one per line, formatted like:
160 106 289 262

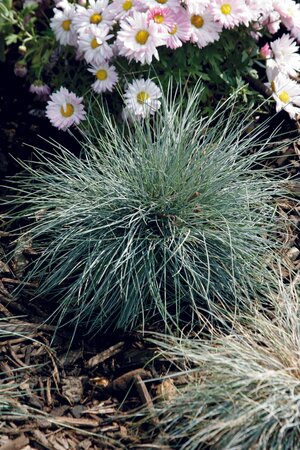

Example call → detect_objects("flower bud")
14 62 27 77
260 43 272 59
18 44 27 55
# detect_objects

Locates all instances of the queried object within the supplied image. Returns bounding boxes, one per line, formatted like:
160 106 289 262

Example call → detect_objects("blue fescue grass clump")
144 271 300 450
6 85 292 333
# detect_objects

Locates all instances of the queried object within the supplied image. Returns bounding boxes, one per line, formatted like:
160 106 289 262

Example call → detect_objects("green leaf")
5 33 18 45
3 0 12 8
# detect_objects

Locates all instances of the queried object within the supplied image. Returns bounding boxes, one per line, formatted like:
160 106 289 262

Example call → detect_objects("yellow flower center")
221 3 232 15
60 103 74 117
62 19 71 31
90 13 102 24
169 24 177 35
137 91 150 104
96 69 108 80
156 0 167 3
278 91 290 103
135 30 149 45
91 37 101 49
122 0 132 10
191 15 204 28
154 14 164 24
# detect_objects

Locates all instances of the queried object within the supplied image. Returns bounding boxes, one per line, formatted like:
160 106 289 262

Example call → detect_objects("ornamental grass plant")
6 84 293 334
144 270 300 450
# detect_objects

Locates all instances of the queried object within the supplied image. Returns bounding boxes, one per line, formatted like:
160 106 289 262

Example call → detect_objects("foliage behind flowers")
7 85 291 334
1 0 300 129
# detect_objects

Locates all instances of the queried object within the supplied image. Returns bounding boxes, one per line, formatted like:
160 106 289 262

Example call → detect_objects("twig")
86 341 125 369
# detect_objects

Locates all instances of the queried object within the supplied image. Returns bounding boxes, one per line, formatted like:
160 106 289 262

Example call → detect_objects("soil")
0 59 299 449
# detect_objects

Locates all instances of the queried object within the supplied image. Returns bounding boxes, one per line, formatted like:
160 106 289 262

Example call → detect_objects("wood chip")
61 376 83 405
134 375 159 425
86 342 125 369
111 368 151 392
0 434 29 450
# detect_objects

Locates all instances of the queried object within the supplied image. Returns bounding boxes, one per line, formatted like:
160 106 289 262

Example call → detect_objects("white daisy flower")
244 0 273 21
107 0 145 21
273 0 300 30
271 72 300 120
184 0 209 15
270 33 300 77
88 62 119 93
46 87 86 131
291 24 300 43
50 1 77 46
260 10 281 35
73 0 112 33
77 24 113 64
140 0 181 10
189 10 222 48
123 78 162 118
117 11 167 65
265 58 280 90
210 0 250 29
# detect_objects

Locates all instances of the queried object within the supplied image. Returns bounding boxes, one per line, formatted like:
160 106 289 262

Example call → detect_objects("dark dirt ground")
0 59 300 450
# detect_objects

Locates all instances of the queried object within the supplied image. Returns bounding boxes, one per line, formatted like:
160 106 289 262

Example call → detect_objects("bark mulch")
0 251 172 449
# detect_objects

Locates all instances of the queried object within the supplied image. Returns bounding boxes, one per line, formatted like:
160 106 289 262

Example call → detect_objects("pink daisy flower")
77 24 113 64
46 87 86 131
210 0 250 29
117 11 167 65
147 7 175 32
88 62 119 93
50 1 77 46
189 10 222 48
166 7 191 49
123 78 162 118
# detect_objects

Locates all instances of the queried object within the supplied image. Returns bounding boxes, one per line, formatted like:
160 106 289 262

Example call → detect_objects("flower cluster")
18 0 300 129
262 32 300 119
